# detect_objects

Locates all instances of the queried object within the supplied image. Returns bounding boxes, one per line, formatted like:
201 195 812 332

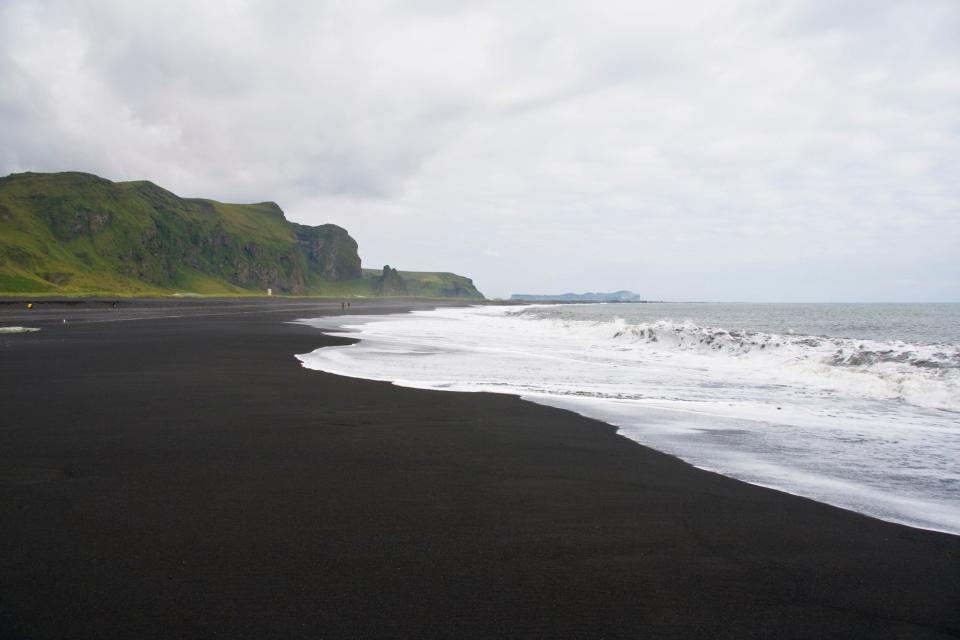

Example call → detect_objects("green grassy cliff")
0 172 483 299
361 268 483 299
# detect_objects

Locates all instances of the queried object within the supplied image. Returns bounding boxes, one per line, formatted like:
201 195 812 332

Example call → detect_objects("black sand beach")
1 299 958 639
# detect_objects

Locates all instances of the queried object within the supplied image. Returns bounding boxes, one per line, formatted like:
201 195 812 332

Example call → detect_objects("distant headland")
510 290 655 303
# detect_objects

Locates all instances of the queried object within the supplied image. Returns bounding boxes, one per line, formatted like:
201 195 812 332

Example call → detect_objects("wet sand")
0 298 958 638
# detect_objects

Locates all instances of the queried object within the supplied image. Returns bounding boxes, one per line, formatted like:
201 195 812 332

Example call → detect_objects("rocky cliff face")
293 223 361 281
0 172 363 295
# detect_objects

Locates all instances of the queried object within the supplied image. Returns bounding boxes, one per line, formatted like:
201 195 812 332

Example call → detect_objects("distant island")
0 172 483 299
511 290 652 302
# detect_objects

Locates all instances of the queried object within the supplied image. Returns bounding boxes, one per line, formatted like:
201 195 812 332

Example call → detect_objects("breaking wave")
509 314 960 412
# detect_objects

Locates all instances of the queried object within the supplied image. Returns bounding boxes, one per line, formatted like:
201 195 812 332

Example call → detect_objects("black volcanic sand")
0 299 958 639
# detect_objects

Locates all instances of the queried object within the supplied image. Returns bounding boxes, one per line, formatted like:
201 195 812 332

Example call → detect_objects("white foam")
0 326 40 333
295 306 960 535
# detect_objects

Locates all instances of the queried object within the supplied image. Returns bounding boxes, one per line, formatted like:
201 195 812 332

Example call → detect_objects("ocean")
296 303 960 535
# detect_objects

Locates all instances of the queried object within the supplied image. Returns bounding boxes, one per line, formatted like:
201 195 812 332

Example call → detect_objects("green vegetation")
0 171 483 299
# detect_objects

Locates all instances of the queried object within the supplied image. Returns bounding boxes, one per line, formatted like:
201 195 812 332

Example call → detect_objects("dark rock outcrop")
375 265 408 296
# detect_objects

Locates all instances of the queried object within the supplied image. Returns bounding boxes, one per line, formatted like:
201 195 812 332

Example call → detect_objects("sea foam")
0 326 40 333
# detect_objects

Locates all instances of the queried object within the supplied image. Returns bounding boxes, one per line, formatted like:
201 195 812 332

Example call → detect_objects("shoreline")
1 299 958 638
528 394 960 538
296 305 960 538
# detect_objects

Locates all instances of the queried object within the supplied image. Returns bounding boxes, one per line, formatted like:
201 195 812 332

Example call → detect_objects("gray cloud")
2 0 957 300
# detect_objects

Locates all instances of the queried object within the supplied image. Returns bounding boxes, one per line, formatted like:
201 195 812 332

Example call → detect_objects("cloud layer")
2 0 958 300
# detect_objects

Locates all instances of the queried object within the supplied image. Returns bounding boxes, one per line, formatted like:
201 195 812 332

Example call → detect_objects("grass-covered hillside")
0 172 482 299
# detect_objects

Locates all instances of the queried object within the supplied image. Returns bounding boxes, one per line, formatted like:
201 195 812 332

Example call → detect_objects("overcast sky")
1 1 957 300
